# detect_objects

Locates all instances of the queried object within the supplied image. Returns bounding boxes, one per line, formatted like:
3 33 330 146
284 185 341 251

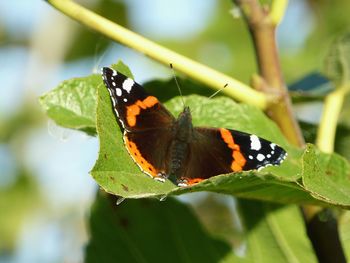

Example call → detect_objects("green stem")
269 0 289 26
316 84 350 153
46 0 268 109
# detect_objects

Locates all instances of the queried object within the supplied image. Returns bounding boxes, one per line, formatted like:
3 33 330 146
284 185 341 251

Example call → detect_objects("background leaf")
323 31 350 85
235 200 317 263
39 74 100 135
85 193 317 262
85 192 231 263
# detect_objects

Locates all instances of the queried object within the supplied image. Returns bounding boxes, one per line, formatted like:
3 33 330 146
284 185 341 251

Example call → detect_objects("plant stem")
316 84 350 153
233 0 346 262
234 0 304 146
46 0 268 109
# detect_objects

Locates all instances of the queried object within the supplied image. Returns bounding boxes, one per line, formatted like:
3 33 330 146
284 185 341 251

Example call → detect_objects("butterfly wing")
102 67 176 179
102 67 175 131
178 127 287 186
123 129 174 178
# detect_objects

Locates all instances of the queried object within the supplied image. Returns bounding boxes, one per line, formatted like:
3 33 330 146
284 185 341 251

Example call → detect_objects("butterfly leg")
176 177 204 187
153 172 168 183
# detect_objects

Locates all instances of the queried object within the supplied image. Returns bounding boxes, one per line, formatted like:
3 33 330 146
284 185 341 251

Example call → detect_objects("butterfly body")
101 67 287 187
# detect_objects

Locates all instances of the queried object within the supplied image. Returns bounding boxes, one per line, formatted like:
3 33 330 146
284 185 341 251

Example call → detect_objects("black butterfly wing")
102 67 175 132
123 129 175 179
178 127 287 186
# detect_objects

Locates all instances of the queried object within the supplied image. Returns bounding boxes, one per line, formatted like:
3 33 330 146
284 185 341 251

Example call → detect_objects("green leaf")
302 144 350 207
235 200 317 263
324 31 350 86
39 73 100 135
85 193 317 262
38 61 131 136
85 193 231 263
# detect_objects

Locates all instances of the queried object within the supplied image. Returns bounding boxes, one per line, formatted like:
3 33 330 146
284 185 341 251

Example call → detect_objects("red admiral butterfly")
101 67 287 187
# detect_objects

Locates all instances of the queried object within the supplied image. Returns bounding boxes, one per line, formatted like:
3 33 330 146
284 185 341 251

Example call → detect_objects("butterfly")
101 67 287 187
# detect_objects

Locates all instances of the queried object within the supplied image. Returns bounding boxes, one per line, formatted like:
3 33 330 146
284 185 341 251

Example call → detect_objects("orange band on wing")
124 136 158 177
220 128 246 172
126 96 158 127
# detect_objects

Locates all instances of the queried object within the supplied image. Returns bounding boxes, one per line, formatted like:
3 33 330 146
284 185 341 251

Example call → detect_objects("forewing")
102 67 175 131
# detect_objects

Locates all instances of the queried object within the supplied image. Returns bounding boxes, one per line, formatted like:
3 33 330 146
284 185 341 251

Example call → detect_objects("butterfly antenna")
170 63 185 107
92 38 108 73
208 83 228 100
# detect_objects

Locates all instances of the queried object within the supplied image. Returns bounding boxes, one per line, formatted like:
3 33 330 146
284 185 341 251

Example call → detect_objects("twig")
46 0 268 109
233 0 304 146
233 0 346 262
316 84 350 153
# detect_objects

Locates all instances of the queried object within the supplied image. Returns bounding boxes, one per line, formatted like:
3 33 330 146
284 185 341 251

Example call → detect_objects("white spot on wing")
250 135 261 151
123 78 134 93
249 155 253 160
257 153 265 161
116 88 122 96
270 143 276 150
123 98 128 102
112 81 116 87
112 70 117 76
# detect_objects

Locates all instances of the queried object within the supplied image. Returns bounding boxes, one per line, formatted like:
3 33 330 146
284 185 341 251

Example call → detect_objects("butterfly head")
178 106 191 120
175 106 193 139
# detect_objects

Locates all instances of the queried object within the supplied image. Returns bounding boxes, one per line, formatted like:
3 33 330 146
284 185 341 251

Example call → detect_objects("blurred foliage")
0 104 43 142
300 121 350 160
0 104 43 252
64 0 129 61
2 0 350 261
340 211 350 260
85 192 231 263
85 193 317 262
0 173 40 252
282 0 350 82
339 95 350 128
288 72 333 102
323 31 350 85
